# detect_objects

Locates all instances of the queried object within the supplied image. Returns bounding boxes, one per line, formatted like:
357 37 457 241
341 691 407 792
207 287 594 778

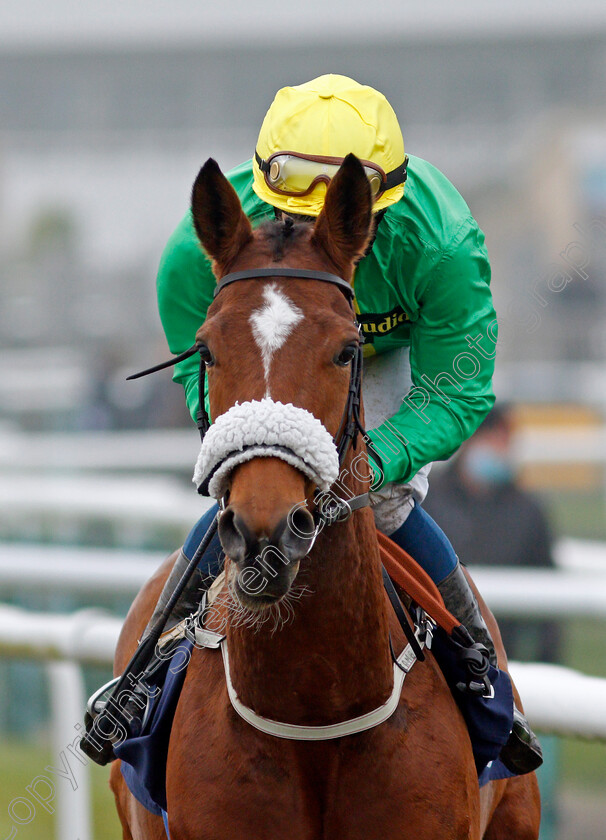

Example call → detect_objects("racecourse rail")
0 429 605 838
1 426 606 472
0 600 606 840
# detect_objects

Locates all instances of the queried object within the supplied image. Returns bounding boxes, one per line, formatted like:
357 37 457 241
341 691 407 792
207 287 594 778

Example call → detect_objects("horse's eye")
199 343 215 368
334 344 358 367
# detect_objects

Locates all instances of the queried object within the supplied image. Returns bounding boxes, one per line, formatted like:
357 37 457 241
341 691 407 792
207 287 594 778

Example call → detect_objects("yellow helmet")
253 74 407 216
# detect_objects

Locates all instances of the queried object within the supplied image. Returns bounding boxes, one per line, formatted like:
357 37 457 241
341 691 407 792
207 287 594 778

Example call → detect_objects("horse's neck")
226 477 393 724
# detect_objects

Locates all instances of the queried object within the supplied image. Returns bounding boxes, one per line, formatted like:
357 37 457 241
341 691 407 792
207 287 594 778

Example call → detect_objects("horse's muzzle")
219 505 315 606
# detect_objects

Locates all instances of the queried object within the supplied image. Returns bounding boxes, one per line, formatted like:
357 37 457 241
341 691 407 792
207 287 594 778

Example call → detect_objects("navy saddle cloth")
115 626 516 817
115 638 194 816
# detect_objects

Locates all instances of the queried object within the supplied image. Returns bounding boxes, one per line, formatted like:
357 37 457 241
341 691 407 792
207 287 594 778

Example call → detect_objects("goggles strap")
255 150 270 173
384 156 408 190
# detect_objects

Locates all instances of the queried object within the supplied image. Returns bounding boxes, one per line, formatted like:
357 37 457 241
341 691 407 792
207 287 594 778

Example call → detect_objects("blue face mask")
464 445 513 486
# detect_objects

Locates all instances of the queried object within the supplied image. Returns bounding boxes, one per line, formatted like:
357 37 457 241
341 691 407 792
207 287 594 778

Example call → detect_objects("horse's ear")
191 158 253 273
311 154 373 278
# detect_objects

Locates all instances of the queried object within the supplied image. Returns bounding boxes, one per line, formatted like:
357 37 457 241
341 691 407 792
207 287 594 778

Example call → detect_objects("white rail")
0 605 123 665
0 602 605 840
1 426 606 471
47 661 92 840
0 429 197 473
0 473 210 528
0 543 166 595
509 663 606 740
0 540 605 616
0 604 605 741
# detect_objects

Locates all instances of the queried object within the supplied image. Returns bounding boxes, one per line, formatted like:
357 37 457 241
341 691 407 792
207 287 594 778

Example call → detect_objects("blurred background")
1 1 605 837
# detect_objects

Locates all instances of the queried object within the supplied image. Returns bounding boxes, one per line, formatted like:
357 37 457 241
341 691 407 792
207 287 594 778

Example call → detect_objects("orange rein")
376 530 460 635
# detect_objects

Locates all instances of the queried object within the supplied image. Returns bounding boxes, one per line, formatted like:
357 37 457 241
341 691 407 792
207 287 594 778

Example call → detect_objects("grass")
0 739 120 840
556 618 606 791
543 489 606 542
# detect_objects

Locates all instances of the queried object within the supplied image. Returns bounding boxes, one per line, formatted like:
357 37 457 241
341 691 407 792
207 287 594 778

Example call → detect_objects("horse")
110 154 541 839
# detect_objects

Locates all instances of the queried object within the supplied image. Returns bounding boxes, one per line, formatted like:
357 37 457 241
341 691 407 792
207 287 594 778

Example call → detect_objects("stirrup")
82 676 138 765
81 629 191 766
499 708 543 774
87 675 121 719
80 676 124 765
82 673 151 766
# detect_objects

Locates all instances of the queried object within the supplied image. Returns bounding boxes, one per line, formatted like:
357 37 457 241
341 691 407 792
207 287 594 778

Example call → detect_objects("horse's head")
191 155 373 609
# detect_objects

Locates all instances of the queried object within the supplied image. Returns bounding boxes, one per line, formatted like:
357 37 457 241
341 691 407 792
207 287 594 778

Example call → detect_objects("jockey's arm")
366 216 497 487
156 209 216 421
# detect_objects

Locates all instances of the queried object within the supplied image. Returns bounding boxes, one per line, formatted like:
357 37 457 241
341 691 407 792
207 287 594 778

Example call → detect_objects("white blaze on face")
249 284 303 396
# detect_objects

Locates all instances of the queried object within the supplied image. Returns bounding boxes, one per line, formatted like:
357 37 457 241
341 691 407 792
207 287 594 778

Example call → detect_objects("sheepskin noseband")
193 398 340 499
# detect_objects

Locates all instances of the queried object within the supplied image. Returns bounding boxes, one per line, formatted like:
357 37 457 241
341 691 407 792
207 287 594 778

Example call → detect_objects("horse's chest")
166 650 478 839
168 701 475 840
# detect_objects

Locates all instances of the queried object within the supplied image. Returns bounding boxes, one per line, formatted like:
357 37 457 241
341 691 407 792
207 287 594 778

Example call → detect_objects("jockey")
153 74 540 773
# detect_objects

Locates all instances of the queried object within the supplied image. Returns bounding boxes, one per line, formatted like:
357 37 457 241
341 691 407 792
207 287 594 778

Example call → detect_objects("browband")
215 268 354 300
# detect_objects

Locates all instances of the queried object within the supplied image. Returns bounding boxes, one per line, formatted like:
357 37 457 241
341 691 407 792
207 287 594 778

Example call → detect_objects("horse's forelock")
258 218 311 263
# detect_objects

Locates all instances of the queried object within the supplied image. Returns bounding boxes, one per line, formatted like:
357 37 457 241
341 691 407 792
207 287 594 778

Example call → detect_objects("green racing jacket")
156 154 497 488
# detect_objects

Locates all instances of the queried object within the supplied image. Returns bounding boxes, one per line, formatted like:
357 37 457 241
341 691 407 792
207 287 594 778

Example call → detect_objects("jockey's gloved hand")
365 446 385 491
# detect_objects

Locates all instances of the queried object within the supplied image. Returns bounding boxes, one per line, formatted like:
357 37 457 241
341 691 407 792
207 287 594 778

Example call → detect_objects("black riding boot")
437 561 497 665
437 561 543 775
143 548 212 638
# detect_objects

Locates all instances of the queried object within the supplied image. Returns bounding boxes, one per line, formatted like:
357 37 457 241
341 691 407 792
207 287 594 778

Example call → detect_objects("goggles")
255 150 408 201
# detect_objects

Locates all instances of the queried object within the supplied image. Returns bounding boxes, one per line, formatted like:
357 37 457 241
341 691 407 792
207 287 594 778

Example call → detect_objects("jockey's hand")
366 448 385 491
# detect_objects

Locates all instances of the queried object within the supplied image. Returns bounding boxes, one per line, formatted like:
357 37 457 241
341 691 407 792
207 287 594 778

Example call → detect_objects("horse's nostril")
218 508 254 563
219 503 316 569
280 506 316 561
287 506 316 542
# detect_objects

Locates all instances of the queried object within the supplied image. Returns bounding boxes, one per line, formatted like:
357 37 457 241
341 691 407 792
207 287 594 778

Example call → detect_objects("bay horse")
110 155 540 839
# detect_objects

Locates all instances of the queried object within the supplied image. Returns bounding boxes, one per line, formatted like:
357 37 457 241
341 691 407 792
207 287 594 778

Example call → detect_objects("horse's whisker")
213 573 311 635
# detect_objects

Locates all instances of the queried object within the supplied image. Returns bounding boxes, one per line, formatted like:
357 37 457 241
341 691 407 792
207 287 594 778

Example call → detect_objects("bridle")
129 267 384 524
88 268 490 752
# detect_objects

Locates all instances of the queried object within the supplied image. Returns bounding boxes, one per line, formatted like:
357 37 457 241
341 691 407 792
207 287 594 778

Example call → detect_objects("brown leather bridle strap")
377 530 460 635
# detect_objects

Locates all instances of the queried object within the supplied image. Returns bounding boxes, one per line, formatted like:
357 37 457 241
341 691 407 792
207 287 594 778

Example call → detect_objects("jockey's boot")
143 547 213 639
437 560 543 775
436 560 497 666
499 708 544 775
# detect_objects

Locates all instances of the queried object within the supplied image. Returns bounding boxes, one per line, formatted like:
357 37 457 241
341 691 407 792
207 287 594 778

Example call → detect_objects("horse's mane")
258 217 310 262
